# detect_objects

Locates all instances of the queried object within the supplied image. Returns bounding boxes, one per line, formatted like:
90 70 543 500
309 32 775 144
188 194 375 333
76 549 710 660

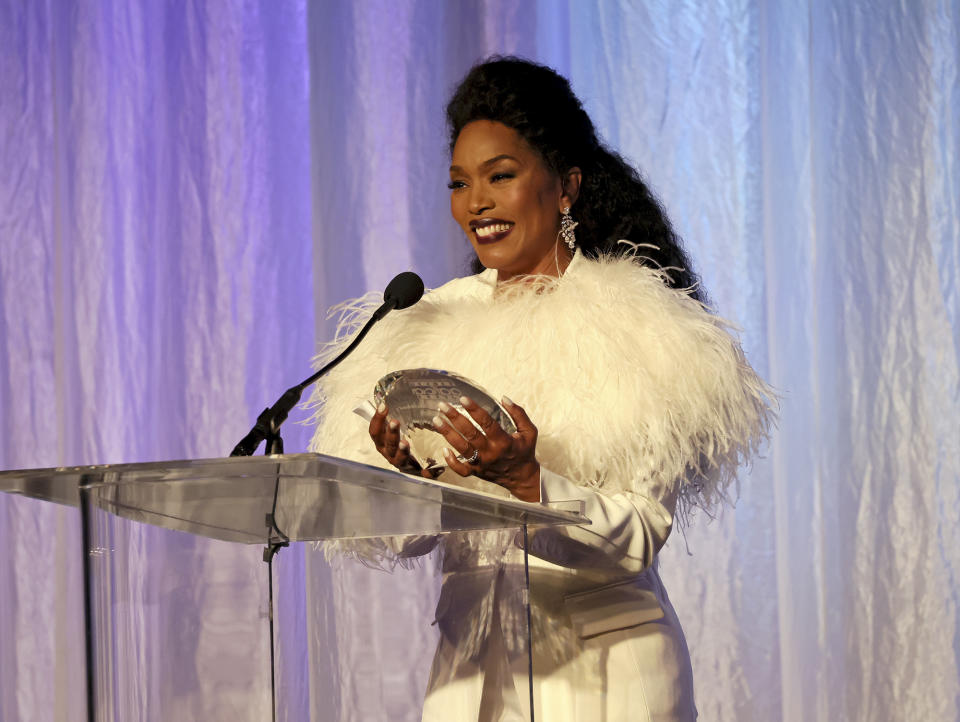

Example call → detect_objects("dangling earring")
560 206 578 251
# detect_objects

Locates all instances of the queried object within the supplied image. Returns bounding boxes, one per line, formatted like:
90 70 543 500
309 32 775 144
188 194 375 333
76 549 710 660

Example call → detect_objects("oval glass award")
373 368 516 475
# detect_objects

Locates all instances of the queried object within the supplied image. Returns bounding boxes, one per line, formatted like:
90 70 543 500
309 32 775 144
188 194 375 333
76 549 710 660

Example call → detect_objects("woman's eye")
447 180 466 190
491 173 514 182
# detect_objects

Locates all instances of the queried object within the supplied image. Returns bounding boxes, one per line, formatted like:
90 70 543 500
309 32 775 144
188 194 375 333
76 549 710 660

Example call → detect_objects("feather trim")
307 251 775 538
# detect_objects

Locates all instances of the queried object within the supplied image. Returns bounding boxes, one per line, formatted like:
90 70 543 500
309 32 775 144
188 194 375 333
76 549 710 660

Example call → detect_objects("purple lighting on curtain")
1 0 958 720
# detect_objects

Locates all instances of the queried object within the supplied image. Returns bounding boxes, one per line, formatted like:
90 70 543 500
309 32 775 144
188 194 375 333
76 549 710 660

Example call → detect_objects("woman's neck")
496 243 573 285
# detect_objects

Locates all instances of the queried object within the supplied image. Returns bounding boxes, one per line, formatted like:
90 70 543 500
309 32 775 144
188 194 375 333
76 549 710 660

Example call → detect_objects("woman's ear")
560 167 582 209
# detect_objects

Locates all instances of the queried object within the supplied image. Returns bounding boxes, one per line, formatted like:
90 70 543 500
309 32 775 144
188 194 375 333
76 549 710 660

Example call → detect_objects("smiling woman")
445 57 705 302
309 57 775 721
448 120 581 281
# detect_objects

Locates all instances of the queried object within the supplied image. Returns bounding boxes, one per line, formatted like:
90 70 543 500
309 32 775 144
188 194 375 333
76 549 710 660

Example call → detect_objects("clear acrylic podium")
0 453 586 721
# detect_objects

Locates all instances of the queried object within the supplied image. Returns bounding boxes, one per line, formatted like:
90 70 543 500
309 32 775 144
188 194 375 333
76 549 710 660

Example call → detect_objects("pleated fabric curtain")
0 2 314 720
1 1 958 720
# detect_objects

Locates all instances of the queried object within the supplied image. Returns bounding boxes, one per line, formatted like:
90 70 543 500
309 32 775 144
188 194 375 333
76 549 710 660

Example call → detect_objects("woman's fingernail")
443 448 453 460
501 395 514 407
438 401 452 414
432 415 445 429
377 401 386 414
398 440 409 450
459 396 473 407
388 419 399 431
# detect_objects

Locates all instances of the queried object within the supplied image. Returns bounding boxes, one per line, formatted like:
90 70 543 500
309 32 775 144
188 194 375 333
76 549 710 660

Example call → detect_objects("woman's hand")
432 396 541 502
369 402 436 478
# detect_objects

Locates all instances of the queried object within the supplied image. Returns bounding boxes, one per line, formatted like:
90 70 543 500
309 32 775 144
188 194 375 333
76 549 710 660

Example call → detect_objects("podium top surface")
0 453 588 543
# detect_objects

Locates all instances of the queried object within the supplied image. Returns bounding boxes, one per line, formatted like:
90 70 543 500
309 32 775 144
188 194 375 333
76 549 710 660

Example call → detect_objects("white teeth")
476 223 511 237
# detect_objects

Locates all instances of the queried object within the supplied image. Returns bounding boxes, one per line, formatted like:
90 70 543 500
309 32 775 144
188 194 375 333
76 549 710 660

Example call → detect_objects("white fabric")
309 252 773 720
309 251 773 515
1 1 958 720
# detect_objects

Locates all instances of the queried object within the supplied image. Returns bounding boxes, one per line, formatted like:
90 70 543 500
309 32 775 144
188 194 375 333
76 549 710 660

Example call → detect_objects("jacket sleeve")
527 468 677 574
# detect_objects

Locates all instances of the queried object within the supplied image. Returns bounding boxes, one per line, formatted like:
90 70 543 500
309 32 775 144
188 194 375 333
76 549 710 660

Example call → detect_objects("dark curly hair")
446 56 704 301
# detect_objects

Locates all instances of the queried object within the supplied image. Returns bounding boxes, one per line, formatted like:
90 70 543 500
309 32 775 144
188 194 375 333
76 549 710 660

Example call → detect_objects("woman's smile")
470 218 515 243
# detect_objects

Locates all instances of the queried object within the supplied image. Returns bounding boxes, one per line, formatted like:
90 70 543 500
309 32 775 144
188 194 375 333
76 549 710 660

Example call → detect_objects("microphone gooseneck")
230 271 425 457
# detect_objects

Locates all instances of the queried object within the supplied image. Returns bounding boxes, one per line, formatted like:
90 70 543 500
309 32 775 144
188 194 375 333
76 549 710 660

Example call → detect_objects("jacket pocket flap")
563 583 664 639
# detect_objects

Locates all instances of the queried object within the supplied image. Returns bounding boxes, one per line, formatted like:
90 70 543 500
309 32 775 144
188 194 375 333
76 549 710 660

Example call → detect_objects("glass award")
369 368 516 476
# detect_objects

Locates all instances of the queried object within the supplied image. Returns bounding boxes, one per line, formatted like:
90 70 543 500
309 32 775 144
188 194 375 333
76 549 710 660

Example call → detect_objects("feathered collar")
309 250 774 519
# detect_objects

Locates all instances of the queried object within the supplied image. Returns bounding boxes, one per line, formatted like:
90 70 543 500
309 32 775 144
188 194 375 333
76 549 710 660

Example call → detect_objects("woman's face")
449 120 572 281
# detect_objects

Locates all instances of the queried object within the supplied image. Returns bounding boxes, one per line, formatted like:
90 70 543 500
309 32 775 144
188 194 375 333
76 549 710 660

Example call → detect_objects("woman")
310 57 774 721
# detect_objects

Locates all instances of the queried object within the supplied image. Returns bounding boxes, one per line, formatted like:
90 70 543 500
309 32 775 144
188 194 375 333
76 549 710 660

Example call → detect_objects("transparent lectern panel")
75 454 585 722
275 534 534 722
77 453 584 543
84 502 536 721
83 494 272 722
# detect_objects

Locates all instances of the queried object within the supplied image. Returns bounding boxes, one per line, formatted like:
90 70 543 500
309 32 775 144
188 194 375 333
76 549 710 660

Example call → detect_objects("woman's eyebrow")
449 154 520 174
480 154 519 168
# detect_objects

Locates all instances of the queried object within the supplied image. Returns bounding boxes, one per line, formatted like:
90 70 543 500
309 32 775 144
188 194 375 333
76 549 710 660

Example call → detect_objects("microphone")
385 271 424 309
372 271 425 320
230 271 425 457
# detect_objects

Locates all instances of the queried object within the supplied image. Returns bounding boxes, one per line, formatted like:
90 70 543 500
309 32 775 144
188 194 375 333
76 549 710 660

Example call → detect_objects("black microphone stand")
230 302 392 722
229 300 394 458
228 272 421 722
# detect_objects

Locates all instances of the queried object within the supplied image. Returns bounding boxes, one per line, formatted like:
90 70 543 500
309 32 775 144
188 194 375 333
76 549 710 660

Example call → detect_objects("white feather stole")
307 251 775 531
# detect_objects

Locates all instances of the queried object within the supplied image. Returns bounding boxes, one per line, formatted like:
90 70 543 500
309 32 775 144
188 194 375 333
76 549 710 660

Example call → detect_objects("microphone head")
383 271 424 310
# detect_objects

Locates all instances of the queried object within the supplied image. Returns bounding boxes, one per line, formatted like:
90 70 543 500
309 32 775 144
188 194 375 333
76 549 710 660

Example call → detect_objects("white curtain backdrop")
1 1 958 720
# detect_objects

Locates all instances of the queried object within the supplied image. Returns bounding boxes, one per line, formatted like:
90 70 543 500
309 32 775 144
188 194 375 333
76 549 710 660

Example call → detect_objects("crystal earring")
560 206 578 250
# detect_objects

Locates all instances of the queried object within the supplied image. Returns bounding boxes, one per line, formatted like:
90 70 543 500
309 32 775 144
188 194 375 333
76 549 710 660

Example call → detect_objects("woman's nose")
468 188 493 215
